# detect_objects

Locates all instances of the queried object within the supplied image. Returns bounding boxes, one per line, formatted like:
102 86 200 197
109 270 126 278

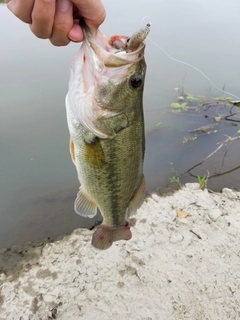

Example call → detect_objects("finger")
68 22 84 42
71 0 105 32
6 0 34 23
30 0 56 39
50 0 73 46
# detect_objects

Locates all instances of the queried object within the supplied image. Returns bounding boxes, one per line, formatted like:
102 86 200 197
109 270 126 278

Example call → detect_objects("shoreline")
0 183 240 319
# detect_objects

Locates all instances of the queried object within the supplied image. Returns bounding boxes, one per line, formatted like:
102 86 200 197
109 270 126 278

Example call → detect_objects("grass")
197 175 207 189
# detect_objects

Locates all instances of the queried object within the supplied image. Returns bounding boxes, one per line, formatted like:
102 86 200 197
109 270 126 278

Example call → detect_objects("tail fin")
91 223 132 250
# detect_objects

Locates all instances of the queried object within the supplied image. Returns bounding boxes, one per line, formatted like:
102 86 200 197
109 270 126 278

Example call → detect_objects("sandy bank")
0 183 240 320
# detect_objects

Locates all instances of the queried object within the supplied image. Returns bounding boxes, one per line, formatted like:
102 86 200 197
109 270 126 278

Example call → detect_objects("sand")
0 183 240 320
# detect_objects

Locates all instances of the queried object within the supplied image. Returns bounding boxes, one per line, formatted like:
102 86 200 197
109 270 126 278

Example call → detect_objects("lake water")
1 0 240 248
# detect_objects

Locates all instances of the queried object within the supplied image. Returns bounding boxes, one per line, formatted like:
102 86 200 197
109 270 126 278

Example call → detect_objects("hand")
6 0 106 46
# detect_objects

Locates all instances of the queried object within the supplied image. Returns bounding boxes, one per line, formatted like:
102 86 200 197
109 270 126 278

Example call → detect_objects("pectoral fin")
69 138 76 165
84 139 106 168
74 187 97 218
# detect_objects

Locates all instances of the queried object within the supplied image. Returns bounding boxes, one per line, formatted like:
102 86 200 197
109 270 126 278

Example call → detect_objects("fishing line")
141 17 240 101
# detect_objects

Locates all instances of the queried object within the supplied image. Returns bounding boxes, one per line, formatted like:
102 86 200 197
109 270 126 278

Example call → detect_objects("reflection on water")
1 0 240 248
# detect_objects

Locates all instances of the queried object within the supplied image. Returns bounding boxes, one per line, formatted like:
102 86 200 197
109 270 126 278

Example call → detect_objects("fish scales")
81 121 143 226
66 22 150 249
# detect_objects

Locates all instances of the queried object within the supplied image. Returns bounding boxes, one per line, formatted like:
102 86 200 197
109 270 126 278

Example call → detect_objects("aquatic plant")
169 162 181 185
186 94 196 101
170 102 188 110
182 135 197 144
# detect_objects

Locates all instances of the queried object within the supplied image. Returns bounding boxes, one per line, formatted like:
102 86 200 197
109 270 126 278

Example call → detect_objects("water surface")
1 0 240 248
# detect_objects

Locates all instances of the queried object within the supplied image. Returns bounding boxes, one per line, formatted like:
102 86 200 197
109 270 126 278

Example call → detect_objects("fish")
65 21 150 250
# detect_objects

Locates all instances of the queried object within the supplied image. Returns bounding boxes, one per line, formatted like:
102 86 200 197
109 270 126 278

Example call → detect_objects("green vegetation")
182 135 197 144
186 94 196 101
170 102 188 110
170 91 236 114
169 88 240 188
170 90 240 140
214 97 233 102
197 175 207 189
0 1 6 3
169 162 181 184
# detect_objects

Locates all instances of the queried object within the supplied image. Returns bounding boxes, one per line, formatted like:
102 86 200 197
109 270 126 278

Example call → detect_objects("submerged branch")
224 112 240 122
188 165 240 180
186 135 240 173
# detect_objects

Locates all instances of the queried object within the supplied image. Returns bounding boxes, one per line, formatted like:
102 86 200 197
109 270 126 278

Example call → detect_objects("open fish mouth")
80 20 151 66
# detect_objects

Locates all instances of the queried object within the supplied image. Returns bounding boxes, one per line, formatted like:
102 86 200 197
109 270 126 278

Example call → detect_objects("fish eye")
130 75 142 89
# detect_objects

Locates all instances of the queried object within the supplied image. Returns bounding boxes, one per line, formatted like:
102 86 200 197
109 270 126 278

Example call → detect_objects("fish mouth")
80 20 150 67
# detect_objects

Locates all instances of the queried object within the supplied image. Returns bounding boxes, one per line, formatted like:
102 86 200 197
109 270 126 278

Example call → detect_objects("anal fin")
74 186 97 218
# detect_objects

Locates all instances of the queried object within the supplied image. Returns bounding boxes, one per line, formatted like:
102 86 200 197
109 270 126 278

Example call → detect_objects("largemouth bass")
66 22 150 250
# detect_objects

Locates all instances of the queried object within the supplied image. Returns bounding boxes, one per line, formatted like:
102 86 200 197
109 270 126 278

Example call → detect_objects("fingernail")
57 0 71 12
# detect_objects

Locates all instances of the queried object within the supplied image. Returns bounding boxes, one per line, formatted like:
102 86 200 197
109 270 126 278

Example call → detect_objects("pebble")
222 188 238 199
208 208 222 222
169 231 183 243
176 218 189 225
185 183 201 190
